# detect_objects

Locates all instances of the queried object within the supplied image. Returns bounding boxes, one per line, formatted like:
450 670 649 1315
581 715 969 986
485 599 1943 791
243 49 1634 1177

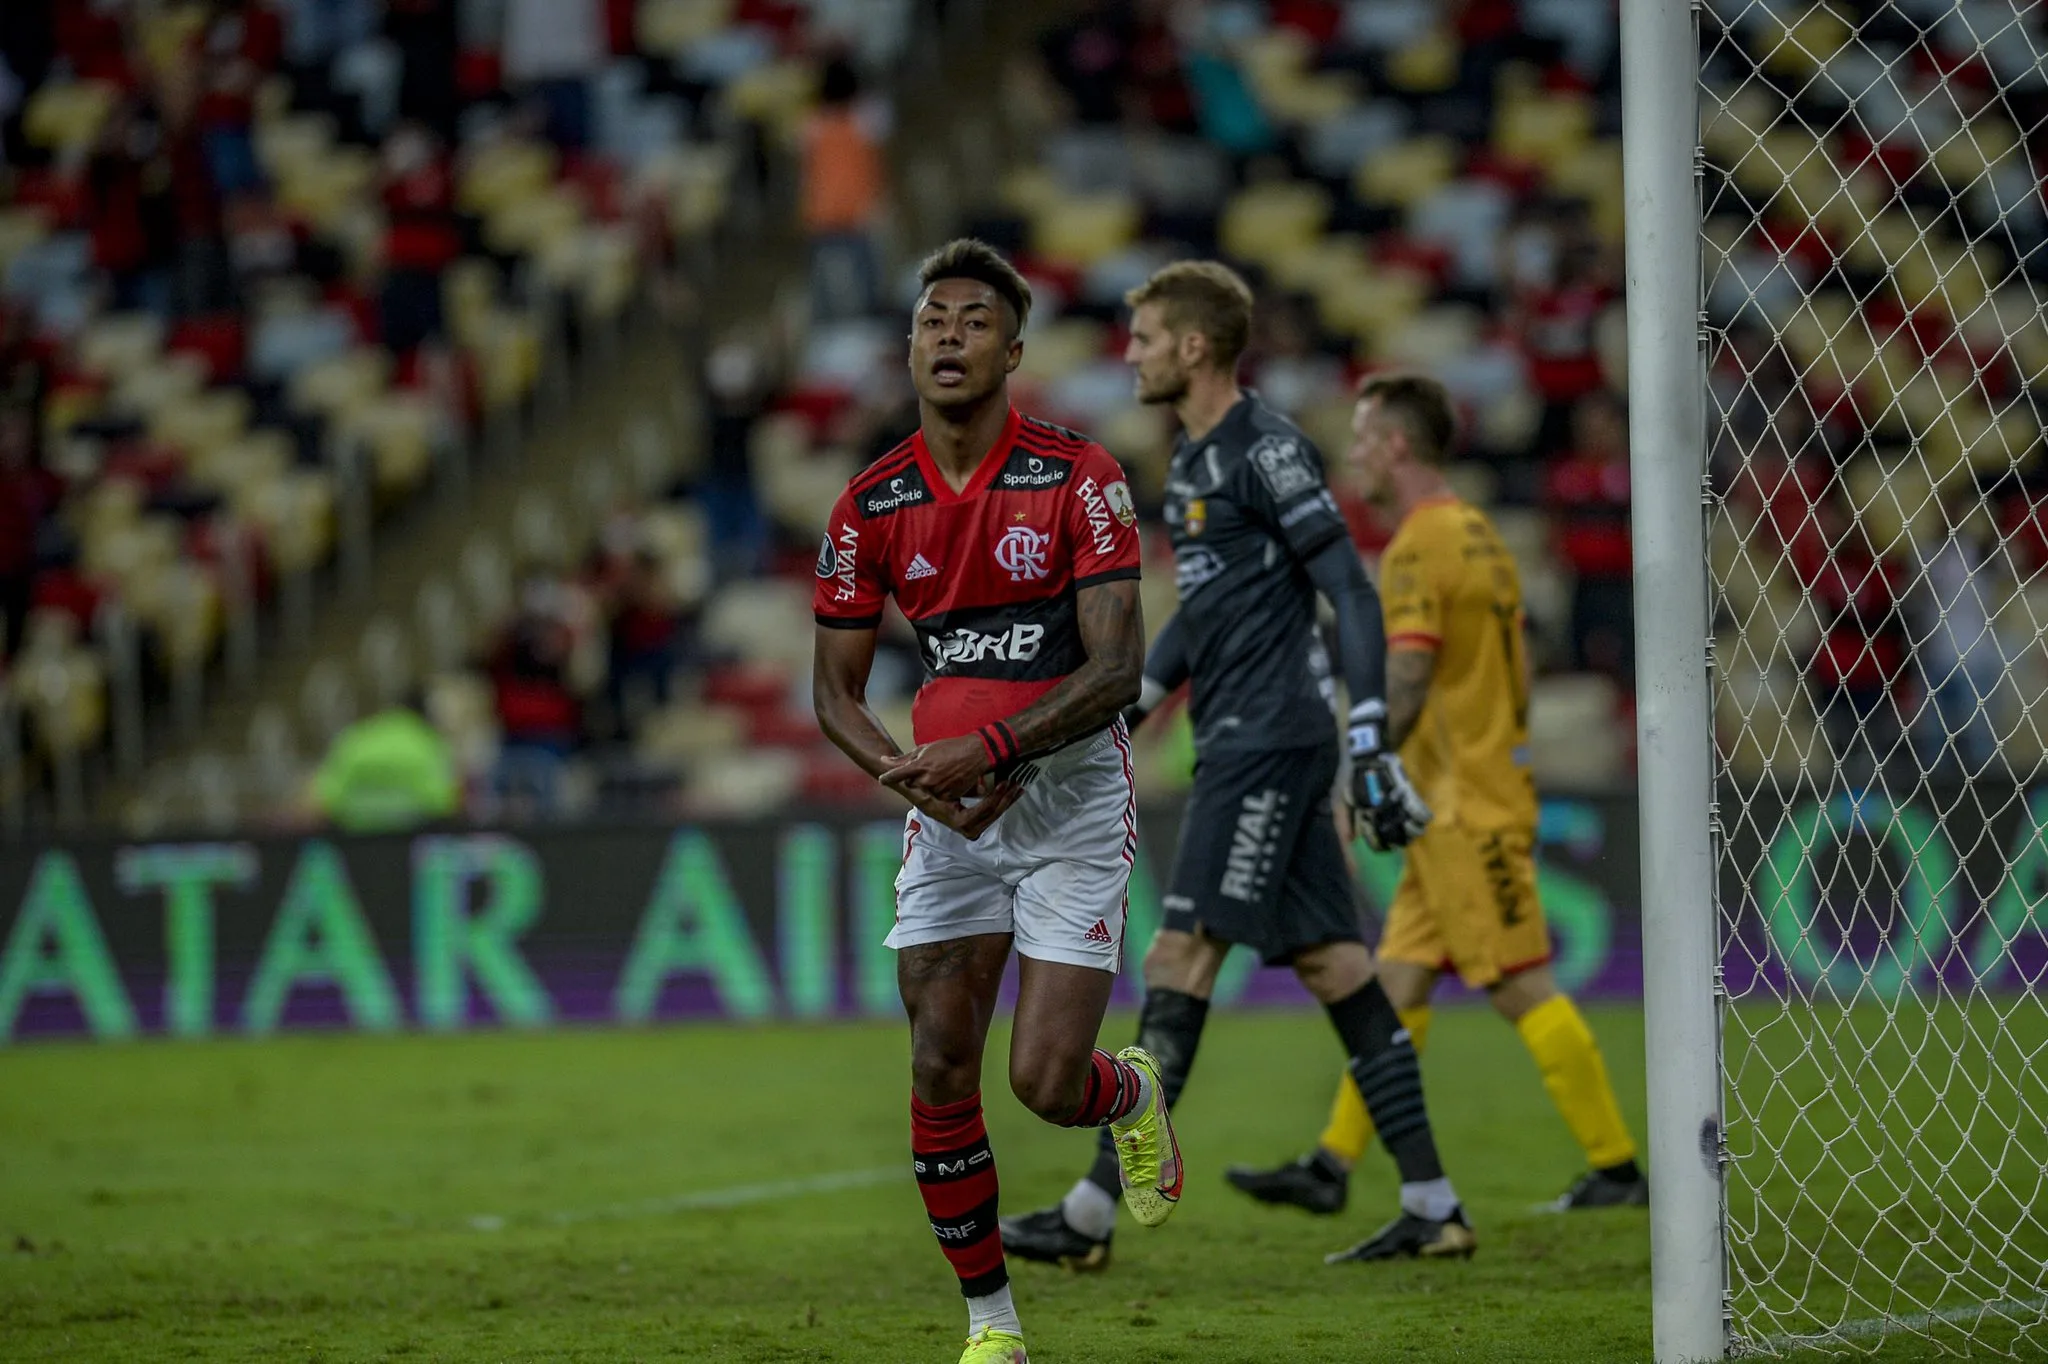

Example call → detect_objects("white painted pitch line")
465 1165 908 1233
1759 1294 2048 1352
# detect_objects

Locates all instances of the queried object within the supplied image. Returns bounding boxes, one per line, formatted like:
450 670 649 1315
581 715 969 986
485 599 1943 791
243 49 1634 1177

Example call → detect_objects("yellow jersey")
1377 497 1538 831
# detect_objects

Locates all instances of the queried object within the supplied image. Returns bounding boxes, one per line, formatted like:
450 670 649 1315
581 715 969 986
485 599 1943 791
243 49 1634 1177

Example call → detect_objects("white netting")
1700 0 2048 1355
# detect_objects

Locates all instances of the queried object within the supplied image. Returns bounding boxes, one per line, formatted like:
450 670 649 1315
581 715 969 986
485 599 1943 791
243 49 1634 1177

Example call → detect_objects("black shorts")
1162 742 1361 966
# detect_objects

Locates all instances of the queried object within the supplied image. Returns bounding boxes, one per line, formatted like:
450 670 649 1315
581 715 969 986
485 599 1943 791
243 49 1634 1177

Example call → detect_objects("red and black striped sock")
911 1092 1007 1298
1058 1049 1150 1129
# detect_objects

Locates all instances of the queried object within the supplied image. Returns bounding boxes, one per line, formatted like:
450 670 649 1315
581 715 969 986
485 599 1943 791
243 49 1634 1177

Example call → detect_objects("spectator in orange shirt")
801 57 887 321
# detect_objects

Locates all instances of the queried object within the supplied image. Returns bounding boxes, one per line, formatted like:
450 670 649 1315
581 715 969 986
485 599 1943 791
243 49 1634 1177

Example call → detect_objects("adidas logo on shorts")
1083 919 1114 945
905 554 939 581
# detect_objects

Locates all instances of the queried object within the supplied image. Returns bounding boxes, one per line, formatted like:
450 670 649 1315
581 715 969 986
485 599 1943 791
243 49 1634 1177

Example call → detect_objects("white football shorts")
887 722 1136 972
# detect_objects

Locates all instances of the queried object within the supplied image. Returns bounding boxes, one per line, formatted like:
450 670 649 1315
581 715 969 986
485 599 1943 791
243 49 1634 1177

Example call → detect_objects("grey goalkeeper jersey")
1161 395 1351 755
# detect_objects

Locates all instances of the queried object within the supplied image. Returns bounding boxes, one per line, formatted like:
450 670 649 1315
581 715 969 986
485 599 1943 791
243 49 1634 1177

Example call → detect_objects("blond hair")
1124 260 1256 369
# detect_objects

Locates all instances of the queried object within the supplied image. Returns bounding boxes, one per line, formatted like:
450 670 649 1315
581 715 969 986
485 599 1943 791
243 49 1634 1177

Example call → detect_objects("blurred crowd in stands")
5 0 2046 834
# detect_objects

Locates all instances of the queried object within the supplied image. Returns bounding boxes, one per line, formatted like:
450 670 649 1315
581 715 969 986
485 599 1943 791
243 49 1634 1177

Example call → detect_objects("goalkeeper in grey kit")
1002 261 1474 1268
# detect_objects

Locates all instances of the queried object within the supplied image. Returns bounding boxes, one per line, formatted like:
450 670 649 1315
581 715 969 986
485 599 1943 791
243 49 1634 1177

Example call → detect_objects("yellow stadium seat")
1220 182 1334 267
1528 673 1628 787
1477 386 1543 453
1016 319 1106 384
114 353 210 418
1030 192 1140 268
138 563 224 678
486 189 584 258
1354 136 1458 208
189 429 294 499
1844 455 1934 558
1931 114 2021 188
1760 9 1851 80
999 166 1063 219
0 208 50 279
686 749 802 816
442 259 500 346
24 80 118 154
1097 404 1174 478
83 514 180 588
290 348 391 418
248 471 338 576
460 142 559 216
336 394 439 499
1387 29 1459 94
256 110 337 181
466 307 543 413
1731 126 1825 203
1323 269 1431 350
1266 235 1372 296
76 314 166 381
637 704 747 772
1495 92 1592 175
727 61 817 144
638 144 733 240
1382 305 1484 371
1701 86 1781 165
1549 140 1625 241
151 389 252 459
636 0 738 53
762 447 858 541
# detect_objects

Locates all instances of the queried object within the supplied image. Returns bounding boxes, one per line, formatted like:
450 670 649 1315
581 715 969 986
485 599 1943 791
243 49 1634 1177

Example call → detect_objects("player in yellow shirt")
1225 373 1646 1259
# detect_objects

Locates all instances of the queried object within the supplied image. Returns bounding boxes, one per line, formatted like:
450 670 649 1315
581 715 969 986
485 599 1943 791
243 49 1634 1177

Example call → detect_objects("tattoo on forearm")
1386 649 1437 751
899 940 978 983
1000 583 1143 760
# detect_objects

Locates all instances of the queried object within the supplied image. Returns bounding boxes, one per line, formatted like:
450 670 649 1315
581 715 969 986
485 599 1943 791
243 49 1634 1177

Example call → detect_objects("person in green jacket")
310 697 460 832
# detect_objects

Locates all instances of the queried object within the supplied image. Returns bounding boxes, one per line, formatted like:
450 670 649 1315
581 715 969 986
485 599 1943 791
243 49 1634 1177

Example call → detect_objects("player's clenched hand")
1350 754 1430 851
878 735 993 803
894 778 1024 842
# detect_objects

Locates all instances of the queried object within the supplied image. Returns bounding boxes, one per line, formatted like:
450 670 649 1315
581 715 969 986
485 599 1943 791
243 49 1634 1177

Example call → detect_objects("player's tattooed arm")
994 577 1144 763
825 623 1022 838
1385 646 1439 751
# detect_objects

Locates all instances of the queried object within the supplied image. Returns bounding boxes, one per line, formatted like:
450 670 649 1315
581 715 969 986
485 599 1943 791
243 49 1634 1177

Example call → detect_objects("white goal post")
1628 0 2048 1360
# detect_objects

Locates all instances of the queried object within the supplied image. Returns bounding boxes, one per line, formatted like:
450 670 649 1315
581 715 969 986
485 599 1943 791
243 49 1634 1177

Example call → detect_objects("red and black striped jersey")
813 407 1141 746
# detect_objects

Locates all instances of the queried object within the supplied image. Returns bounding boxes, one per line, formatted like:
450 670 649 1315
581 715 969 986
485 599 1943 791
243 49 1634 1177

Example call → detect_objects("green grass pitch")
0 1004 2030 1362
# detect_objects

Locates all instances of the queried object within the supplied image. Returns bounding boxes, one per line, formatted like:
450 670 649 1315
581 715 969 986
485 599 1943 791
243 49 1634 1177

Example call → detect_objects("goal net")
1699 0 2048 1355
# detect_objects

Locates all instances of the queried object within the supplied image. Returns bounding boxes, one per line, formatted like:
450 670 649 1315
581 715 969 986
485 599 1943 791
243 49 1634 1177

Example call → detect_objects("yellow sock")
1318 1007 1432 1164
1516 995 1636 1169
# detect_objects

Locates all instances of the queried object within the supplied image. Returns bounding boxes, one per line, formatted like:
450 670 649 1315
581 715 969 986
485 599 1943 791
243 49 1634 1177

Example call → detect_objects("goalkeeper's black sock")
1326 980 1459 1217
1080 988 1210 1200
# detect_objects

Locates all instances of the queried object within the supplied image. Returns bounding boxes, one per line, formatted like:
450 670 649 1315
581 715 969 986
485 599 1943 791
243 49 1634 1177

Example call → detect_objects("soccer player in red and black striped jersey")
812 240 1182 1364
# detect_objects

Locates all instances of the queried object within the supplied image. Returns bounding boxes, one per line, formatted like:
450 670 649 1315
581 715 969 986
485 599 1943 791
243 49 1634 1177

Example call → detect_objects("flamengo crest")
995 525 1050 582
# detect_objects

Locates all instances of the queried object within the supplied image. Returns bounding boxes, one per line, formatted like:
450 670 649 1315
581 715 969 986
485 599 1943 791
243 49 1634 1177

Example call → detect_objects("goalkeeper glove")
1346 698 1430 851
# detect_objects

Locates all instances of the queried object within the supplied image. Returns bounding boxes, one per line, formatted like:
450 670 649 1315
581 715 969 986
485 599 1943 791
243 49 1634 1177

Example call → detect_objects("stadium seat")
299 660 360 747
1354 136 1458 210
1030 193 1142 269
1528 673 1627 787
23 80 118 156
1219 182 1334 267
1386 28 1460 94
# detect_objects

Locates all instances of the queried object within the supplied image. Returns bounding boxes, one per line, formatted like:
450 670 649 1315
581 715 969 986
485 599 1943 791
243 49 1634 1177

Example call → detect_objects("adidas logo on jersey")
1083 919 1114 945
904 554 939 581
